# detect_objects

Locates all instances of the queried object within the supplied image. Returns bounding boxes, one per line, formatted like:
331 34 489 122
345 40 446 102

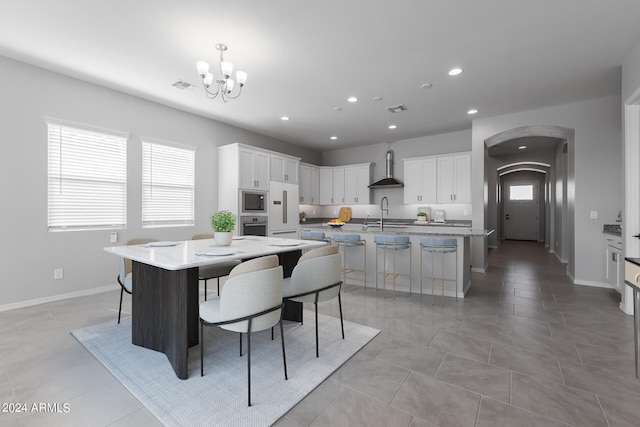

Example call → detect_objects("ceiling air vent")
171 80 194 90
386 104 408 113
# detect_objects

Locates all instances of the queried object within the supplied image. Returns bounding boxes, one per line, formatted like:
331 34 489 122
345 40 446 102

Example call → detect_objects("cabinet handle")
635 273 640 283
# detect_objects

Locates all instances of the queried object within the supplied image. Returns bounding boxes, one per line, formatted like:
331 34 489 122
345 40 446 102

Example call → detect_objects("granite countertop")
300 222 493 237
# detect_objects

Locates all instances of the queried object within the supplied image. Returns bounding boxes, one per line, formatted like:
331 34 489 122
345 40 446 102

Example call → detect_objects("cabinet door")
437 156 455 203
254 152 270 190
354 165 371 204
420 158 438 203
285 158 299 184
453 154 471 203
404 160 422 203
271 155 285 182
319 167 334 204
239 149 256 189
344 167 358 204
299 165 311 203
333 167 345 205
310 167 320 204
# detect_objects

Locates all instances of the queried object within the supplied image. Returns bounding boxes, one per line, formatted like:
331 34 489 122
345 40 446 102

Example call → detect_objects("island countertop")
300 223 493 237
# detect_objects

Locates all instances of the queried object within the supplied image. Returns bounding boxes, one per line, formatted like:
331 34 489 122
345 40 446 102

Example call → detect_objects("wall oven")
240 216 268 237
241 191 267 214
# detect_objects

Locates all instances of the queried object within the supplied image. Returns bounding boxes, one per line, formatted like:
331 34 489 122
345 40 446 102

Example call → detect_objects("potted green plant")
210 210 236 246
417 211 428 222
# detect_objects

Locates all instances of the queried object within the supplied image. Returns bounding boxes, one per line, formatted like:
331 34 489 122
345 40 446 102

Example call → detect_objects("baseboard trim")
0 284 119 313
573 279 614 289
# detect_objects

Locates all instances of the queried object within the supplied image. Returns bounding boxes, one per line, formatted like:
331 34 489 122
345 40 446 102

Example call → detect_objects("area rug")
72 311 379 427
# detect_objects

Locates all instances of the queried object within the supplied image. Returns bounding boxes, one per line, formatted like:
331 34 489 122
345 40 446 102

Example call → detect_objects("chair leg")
247 326 252 407
204 279 208 301
200 321 204 376
279 317 288 380
338 289 345 339
239 332 243 357
118 287 124 324
314 301 319 358
217 277 221 295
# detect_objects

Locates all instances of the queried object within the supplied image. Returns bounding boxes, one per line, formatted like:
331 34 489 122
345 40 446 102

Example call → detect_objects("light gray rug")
72 311 379 427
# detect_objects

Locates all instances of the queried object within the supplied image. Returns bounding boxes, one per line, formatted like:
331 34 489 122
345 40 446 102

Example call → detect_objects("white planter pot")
417 216 427 222
214 232 233 246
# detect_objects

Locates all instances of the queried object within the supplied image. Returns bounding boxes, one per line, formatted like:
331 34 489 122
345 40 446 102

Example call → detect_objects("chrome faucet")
380 196 389 231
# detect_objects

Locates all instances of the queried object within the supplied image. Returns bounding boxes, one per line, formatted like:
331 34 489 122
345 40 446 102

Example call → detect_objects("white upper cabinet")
436 153 471 203
403 157 437 204
238 147 270 190
319 167 334 205
271 154 299 184
299 163 319 204
344 164 372 205
332 167 346 205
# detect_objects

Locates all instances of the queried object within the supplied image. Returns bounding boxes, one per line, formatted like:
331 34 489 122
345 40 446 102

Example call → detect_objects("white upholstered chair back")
219 255 283 333
289 245 342 303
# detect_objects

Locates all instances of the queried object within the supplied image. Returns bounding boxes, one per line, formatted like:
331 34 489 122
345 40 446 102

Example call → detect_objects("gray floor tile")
429 329 492 363
285 379 343 427
435 353 511 403
477 397 569 427
511 372 608 427
559 358 640 400
377 341 445 377
511 330 580 362
391 372 480 427
489 343 563 385
598 392 640 427
457 318 512 345
310 387 412 427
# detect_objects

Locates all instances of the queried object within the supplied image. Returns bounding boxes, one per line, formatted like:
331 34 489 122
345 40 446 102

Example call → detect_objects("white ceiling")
2 1 640 151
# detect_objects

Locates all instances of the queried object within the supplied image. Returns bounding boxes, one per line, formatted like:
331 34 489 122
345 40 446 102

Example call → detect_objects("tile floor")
1 240 639 426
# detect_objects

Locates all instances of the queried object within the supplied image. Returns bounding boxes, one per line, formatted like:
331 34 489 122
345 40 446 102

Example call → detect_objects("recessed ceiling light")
519 145 527 150
332 107 342 112
421 83 433 89
330 136 338 140
373 96 383 102
467 109 478 115
388 124 397 129
448 68 463 76
347 96 358 103
280 116 290 121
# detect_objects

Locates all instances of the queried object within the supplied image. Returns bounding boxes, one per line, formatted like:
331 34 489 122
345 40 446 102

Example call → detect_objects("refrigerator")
268 182 300 239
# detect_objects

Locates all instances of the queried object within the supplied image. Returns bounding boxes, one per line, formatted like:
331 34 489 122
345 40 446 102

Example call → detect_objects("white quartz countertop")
300 223 493 237
104 236 326 270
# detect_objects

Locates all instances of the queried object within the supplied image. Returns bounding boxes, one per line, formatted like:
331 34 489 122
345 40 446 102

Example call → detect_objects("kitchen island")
300 222 493 298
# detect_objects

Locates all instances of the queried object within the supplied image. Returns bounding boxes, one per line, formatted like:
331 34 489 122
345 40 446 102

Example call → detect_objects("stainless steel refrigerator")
268 182 299 239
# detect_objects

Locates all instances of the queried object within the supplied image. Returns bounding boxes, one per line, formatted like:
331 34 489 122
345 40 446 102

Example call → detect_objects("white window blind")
142 139 195 227
47 120 127 231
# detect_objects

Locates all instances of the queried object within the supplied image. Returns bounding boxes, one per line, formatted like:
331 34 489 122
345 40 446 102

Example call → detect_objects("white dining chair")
282 245 343 357
117 237 157 324
199 255 287 407
192 233 240 300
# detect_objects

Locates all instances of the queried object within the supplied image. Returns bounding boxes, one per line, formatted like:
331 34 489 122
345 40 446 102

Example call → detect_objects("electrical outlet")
590 210 598 219
54 269 64 280
110 232 118 243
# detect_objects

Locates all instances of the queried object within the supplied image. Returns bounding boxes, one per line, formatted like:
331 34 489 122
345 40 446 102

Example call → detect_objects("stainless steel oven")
241 191 267 214
240 216 268 236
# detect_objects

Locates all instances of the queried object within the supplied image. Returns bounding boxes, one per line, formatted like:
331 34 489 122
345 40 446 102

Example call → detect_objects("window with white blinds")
47 120 128 231
142 139 195 227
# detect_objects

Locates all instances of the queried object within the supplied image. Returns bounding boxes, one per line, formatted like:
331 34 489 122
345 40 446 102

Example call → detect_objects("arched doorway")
484 125 574 273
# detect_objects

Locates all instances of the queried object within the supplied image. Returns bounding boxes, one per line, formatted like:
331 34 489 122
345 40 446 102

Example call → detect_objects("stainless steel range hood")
368 150 404 188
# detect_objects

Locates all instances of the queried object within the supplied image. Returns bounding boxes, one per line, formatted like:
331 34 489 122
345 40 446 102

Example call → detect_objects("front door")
505 181 539 241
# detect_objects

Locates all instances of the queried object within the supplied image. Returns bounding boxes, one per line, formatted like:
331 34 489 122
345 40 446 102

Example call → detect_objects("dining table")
104 235 327 379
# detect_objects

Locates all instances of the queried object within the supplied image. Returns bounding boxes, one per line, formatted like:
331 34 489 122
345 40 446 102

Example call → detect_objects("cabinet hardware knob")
633 234 640 239
635 273 640 283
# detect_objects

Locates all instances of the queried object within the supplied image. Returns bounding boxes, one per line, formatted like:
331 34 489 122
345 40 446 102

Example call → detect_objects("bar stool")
300 230 331 243
420 237 458 305
332 233 366 288
374 235 412 298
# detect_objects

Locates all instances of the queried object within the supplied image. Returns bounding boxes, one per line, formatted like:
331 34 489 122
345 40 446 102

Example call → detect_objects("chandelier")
196 43 247 102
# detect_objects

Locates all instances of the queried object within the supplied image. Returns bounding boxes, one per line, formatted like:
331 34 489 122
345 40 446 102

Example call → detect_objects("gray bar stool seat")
300 230 331 243
332 233 366 288
374 235 412 298
420 236 458 305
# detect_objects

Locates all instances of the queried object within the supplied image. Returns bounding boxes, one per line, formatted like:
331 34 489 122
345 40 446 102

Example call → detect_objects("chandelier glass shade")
197 43 247 102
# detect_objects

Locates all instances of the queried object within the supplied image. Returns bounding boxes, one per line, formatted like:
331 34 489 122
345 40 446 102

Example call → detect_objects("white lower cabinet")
604 234 623 293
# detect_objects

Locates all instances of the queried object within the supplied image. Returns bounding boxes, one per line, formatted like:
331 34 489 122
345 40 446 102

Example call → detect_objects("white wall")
472 95 622 284
0 56 320 309
316 130 472 221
